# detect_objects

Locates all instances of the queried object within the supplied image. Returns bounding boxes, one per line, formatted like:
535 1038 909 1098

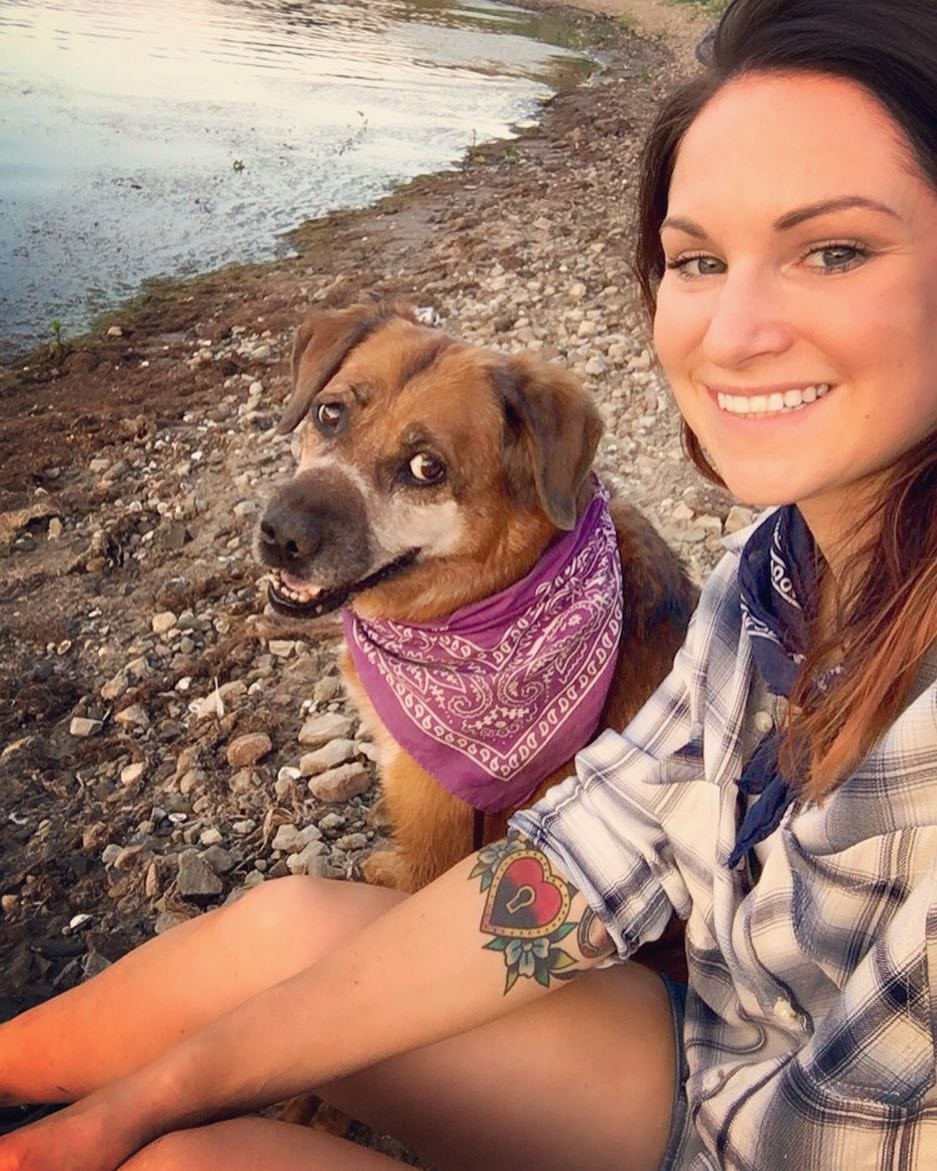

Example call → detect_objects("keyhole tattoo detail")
470 832 584 994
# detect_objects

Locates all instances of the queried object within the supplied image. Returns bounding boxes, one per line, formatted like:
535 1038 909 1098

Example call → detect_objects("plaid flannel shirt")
512 530 937 1170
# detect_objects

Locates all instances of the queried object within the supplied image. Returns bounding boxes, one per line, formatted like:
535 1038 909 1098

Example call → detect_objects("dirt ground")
0 0 713 1104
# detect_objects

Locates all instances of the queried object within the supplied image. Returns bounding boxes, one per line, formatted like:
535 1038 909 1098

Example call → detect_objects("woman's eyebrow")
773 195 899 229
659 215 706 237
660 196 900 239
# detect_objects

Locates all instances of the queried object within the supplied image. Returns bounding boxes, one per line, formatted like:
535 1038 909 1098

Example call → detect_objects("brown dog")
258 303 697 894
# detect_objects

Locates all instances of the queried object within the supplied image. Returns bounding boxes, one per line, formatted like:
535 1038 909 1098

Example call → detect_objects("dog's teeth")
276 572 322 603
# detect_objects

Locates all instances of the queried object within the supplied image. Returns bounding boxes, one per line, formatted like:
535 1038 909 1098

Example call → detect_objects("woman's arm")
0 833 614 1171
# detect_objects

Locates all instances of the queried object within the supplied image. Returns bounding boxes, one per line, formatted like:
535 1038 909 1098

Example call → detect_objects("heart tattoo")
471 833 583 994
480 852 571 940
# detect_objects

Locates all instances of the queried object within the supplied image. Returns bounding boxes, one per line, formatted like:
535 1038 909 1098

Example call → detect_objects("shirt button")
754 710 774 734
702 1067 727 1095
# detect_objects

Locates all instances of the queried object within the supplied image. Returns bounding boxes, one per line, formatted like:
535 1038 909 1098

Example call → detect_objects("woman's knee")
228 875 404 959
121 1128 208 1170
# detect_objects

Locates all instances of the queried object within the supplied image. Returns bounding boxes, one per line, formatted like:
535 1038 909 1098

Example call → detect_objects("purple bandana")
342 482 623 813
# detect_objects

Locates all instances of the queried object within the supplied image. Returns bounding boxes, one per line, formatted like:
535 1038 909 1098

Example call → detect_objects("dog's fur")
258 303 697 893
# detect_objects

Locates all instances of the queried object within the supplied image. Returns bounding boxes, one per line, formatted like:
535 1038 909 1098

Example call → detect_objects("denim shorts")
658 976 692 1171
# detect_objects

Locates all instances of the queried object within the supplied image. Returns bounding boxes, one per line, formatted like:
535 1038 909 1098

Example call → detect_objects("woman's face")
654 71 937 553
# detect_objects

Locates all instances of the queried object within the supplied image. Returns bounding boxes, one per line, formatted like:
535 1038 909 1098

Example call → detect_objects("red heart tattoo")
481 852 571 940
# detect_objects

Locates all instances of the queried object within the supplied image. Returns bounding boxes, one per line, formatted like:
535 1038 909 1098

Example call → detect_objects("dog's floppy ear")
277 304 412 434
495 354 603 531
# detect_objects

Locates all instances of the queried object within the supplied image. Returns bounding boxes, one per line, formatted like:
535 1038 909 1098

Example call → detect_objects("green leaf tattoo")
472 833 584 995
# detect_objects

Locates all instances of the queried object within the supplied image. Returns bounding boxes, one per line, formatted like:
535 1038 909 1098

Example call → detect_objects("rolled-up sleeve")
511 588 712 958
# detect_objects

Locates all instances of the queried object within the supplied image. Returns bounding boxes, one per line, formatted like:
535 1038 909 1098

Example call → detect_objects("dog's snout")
259 503 321 566
260 503 323 562
257 469 373 585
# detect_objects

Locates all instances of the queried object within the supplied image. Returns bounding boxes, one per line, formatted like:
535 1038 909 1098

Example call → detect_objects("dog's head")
257 303 603 623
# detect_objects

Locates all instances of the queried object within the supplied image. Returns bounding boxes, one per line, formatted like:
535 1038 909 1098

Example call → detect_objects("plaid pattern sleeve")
511 538 937 1170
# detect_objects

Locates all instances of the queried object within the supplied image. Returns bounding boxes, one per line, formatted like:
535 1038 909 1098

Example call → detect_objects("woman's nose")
701 268 795 368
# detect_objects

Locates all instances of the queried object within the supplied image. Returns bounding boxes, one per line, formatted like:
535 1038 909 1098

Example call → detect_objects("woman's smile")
712 383 832 417
712 384 829 416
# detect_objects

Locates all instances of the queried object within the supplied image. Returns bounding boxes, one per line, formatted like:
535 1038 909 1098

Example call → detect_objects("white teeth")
716 384 830 416
274 572 322 603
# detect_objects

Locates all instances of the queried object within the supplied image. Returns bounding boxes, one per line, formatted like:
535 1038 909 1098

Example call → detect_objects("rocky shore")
0 0 738 1146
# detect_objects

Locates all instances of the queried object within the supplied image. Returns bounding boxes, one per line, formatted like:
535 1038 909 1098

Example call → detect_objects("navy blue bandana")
728 507 818 869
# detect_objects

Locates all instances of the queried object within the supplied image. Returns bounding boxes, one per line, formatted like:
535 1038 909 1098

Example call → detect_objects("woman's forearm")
121 834 616 1141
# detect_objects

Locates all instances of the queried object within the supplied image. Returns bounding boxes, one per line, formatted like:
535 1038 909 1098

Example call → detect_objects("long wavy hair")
633 0 937 799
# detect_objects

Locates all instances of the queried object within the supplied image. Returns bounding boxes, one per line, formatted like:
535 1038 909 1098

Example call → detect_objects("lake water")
0 0 592 360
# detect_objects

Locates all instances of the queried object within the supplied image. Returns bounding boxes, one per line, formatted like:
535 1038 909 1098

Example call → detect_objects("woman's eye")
315 401 345 431
664 253 726 278
408 452 445 484
803 242 869 273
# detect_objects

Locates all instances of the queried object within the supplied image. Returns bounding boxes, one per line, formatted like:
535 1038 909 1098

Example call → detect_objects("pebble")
271 823 323 853
226 732 273 768
120 761 146 786
176 850 224 904
299 738 358 775
115 704 150 730
724 504 757 535
201 845 237 875
298 712 356 747
151 611 177 635
285 841 330 877
268 639 296 657
69 716 103 738
229 768 258 795
189 688 225 720
313 676 344 704
307 763 371 802
101 669 130 701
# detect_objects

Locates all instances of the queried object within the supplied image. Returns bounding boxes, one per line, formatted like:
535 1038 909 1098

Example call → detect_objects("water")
0 0 592 359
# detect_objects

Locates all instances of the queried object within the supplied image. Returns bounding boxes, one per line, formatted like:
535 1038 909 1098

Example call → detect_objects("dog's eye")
408 452 446 484
315 401 345 432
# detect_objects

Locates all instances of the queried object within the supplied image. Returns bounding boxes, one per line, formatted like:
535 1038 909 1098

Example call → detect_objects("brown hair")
633 0 937 799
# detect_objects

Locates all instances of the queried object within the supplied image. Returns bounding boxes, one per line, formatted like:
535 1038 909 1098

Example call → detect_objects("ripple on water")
0 0 593 359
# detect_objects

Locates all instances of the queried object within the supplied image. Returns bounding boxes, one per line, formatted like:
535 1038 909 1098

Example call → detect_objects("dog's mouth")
266 550 420 619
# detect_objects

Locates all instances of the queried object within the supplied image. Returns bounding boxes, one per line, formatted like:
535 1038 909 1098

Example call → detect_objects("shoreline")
0 0 714 386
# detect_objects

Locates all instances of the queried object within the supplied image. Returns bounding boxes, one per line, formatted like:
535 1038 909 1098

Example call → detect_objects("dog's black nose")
258 502 322 566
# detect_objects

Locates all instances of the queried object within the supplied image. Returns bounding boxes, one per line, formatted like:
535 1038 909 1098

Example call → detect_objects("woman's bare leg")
1 875 675 1171
324 961 675 1171
121 1118 404 1171
0 877 404 1103
114 963 673 1171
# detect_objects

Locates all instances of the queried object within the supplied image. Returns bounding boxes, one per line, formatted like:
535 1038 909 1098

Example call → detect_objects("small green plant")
48 318 65 360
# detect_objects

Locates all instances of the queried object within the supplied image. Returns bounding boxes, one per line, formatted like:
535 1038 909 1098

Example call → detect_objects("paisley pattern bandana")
343 482 623 814
728 506 818 868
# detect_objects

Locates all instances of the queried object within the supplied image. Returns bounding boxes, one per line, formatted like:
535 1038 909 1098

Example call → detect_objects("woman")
3 1 937 1166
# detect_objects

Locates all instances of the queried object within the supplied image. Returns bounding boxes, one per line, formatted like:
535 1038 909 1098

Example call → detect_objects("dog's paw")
277 1095 354 1137
361 848 407 890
